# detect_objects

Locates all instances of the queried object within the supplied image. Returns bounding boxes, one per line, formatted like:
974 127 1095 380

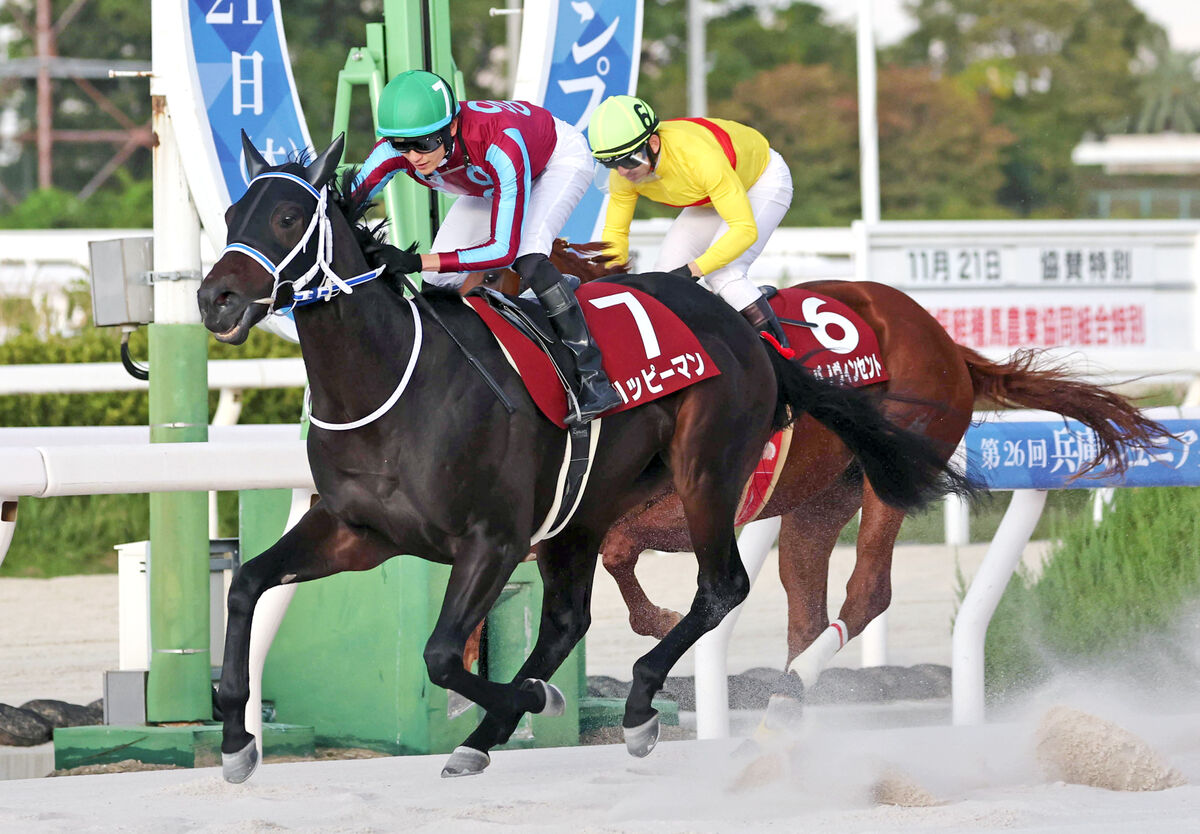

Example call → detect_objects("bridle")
221 170 421 432
220 171 384 314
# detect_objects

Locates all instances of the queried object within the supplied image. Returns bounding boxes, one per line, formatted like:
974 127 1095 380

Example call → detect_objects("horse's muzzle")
198 279 260 344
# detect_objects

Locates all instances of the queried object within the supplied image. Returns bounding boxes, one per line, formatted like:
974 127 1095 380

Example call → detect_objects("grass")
976 486 1200 704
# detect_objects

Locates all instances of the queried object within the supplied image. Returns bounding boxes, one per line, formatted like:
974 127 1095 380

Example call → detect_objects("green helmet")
376 70 460 138
588 95 659 160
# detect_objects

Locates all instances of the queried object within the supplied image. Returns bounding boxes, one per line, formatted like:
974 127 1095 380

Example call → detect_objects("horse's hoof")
524 679 566 716
222 738 259 784
759 693 805 739
441 745 490 778
623 712 660 758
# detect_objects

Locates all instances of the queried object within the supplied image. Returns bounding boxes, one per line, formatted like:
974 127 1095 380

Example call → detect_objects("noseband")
221 171 383 314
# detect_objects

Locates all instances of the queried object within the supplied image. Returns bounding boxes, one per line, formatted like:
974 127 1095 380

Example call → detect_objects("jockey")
352 70 622 425
587 95 793 348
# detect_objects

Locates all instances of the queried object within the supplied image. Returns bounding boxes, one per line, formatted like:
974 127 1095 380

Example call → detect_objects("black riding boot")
739 294 790 348
516 254 623 425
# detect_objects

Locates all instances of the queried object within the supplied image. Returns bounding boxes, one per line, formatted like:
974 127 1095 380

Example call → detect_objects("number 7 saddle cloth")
464 281 722 429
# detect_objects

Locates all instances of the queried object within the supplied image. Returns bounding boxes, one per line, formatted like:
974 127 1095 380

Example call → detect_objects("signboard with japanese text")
513 0 643 242
184 0 312 211
964 409 1200 490
163 1 312 340
856 220 1200 352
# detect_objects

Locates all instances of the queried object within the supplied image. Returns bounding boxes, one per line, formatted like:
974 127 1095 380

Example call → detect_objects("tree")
894 0 1163 215
714 62 1014 224
639 0 855 119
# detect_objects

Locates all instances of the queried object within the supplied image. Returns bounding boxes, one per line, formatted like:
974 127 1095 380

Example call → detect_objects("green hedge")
0 324 303 578
977 487 1200 705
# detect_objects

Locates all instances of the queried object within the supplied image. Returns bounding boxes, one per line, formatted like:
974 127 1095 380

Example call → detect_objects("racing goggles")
388 132 444 154
598 144 652 170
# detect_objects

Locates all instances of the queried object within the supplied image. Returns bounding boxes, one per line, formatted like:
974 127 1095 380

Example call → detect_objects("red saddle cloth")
734 287 889 525
770 287 889 387
464 283 721 429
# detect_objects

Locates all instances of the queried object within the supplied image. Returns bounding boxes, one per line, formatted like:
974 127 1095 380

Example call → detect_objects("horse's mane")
553 240 627 282
325 168 429 301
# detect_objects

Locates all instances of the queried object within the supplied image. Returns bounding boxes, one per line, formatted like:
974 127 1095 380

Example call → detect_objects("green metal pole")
145 10 211 722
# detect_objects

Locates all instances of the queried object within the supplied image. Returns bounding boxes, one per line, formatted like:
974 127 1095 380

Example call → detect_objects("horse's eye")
279 212 300 229
483 271 500 285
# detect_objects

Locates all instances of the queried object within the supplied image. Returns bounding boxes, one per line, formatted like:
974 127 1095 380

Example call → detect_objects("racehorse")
463 241 1171 696
197 134 969 782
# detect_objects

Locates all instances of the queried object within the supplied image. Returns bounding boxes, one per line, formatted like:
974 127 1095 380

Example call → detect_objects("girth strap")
530 419 602 545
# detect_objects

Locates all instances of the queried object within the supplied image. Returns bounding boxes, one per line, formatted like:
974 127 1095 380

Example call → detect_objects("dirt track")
0 540 1051 708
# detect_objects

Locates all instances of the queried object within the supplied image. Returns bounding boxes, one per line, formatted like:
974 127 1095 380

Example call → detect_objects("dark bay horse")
197 134 967 781
464 241 1171 700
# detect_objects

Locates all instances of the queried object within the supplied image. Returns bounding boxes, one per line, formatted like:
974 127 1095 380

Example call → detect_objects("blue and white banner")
965 414 1200 490
513 0 643 243
166 1 312 340
184 0 313 210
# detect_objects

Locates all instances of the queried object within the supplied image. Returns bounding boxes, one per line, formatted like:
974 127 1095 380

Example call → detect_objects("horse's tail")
766 348 975 513
958 345 1172 478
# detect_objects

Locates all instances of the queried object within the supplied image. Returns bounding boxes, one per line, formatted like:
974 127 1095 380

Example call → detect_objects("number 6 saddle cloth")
736 286 889 525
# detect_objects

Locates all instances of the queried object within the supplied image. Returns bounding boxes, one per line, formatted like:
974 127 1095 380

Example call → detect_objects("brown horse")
463 240 1170 696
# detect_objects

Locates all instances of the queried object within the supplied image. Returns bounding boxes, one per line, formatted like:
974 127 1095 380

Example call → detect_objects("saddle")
462 282 722 541
464 286 577 393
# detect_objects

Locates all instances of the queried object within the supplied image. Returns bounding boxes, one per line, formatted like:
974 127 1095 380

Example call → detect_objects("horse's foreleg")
601 528 682 638
422 536 547 728
218 506 395 783
445 532 601 777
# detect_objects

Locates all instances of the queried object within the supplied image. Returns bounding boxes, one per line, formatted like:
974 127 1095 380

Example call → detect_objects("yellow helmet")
587 95 659 160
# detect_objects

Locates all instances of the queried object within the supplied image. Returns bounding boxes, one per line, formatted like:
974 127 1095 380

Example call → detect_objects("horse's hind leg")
444 530 602 777
777 470 868 684
777 483 907 701
622 471 752 755
601 524 682 639
218 505 396 783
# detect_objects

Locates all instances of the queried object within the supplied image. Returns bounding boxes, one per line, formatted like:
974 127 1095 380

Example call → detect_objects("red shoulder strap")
670 117 738 169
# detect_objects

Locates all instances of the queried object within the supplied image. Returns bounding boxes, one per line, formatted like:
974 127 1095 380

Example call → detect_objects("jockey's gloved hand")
386 247 422 276
359 236 423 276
667 264 697 281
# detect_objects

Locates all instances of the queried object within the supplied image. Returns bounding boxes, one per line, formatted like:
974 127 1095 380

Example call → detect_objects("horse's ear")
305 134 345 189
241 130 269 180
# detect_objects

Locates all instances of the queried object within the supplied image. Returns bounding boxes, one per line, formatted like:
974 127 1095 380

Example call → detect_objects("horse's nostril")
216 291 232 308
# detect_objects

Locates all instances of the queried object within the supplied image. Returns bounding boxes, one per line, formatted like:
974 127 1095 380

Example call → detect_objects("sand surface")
4 539 1200 831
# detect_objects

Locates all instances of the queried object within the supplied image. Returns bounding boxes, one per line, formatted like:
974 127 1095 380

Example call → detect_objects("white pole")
860 610 888 667
951 489 1047 725
856 0 881 224
694 515 781 739
0 499 15 568
245 487 313 760
687 0 707 116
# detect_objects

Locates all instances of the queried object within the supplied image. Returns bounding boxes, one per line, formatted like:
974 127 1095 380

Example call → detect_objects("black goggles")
388 132 443 154
598 144 651 170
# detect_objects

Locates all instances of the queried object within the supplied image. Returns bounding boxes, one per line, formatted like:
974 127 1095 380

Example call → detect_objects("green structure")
241 0 584 755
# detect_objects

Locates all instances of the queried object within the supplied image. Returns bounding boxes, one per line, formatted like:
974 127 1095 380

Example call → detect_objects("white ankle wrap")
786 619 847 690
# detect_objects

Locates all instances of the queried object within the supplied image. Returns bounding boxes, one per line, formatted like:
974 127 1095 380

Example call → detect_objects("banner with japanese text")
513 0 643 243
965 411 1200 490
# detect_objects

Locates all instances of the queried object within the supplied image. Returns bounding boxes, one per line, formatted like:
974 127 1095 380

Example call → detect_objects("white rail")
0 357 306 395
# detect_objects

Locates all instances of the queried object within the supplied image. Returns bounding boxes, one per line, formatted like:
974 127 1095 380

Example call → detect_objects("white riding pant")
422 117 594 289
653 149 793 311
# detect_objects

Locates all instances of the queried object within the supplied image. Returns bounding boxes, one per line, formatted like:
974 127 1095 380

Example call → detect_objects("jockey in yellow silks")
587 95 794 347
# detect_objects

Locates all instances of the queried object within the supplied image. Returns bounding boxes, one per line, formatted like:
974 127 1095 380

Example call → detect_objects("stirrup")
566 379 622 426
